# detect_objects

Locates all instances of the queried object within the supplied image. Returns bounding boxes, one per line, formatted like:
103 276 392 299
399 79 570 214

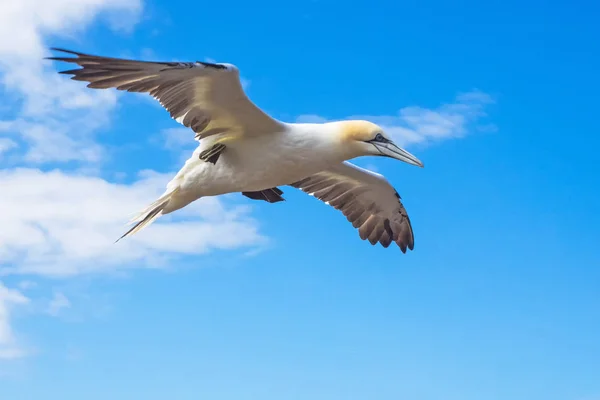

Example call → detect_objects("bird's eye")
374 133 384 142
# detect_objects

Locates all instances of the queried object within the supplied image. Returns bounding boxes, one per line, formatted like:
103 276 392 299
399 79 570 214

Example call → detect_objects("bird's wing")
291 162 415 252
47 48 283 140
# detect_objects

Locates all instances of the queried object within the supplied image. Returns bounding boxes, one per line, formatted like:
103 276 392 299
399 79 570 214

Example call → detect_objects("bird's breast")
183 133 339 195
229 137 332 190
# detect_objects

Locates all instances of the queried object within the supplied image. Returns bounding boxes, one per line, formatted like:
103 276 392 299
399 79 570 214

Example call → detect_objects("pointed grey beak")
373 142 424 167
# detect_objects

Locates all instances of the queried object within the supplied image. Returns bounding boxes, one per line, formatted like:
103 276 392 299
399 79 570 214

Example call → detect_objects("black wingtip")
45 57 75 62
57 68 82 75
45 48 86 62
49 47 83 56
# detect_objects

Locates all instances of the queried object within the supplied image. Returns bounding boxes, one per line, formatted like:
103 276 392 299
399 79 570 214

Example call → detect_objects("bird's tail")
116 188 180 243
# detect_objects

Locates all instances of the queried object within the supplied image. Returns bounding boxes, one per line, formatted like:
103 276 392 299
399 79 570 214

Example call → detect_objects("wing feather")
291 162 415 252
47 48 283 140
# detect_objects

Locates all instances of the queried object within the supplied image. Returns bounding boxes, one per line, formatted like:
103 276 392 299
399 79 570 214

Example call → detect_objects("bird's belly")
224 150 327 191
235 159 317 191
182 138 333 196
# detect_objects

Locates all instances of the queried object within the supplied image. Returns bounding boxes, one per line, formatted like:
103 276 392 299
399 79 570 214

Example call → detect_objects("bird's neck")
284 122 355 163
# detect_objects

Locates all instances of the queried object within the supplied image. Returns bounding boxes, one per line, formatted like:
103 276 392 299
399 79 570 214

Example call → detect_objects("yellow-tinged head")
333 120 424 167
336 120 384 143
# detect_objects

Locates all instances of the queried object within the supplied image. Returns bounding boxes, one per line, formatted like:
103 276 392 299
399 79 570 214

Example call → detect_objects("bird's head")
334 120 424 167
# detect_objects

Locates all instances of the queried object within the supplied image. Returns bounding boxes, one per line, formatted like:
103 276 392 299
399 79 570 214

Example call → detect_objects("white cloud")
362 164 379 173
297 90 496 147
0 119 104 163
0 0 141 60
159 127 197 151
0 0 141 164
17 281 37 291
0 138 18 156
0 0 145 360
0 282 29 359
240 77 250 91
152 127 199 165
295 114 329 124
0 0 271 358
0 168 266 277
47 292 71 316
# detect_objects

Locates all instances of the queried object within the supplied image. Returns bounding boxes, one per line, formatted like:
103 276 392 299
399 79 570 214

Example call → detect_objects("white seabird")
48 48 424 252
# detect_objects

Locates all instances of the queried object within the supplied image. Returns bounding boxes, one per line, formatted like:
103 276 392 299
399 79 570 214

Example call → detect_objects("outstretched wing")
291 162 415 252
47 48 283 140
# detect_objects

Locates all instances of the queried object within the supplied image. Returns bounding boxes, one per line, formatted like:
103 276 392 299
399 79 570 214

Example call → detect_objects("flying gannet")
47 48 424 252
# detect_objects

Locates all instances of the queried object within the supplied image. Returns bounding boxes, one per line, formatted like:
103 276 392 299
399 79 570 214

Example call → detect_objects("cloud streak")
46 292 71 316
0 0 269 359
0 168 266 277
0 283 29 360
297 90 496 147
0 0 141 165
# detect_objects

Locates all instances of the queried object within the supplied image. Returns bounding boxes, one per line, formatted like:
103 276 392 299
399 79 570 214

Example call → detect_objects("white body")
164 123 348 212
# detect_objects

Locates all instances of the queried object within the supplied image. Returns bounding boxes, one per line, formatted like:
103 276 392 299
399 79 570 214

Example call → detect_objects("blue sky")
0 0 599 399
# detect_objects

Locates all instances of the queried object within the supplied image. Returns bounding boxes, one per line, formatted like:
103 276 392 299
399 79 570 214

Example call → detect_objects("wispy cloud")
0 2 267 259
295 114 329 124
0 0 141 165
46 292 71 317
296 90 496 147
0 138 18 156
160 127 197 150
0 0 143 362
0 283 29 360
17 281 37 291
0 168 266 277
0 0 268 359
150 127 200 165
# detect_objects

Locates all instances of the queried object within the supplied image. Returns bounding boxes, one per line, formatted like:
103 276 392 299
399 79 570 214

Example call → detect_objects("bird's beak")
372 141 424 167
